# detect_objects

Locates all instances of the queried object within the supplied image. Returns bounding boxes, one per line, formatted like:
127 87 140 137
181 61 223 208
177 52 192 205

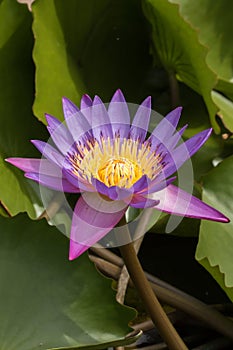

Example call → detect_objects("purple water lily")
6 90 229 260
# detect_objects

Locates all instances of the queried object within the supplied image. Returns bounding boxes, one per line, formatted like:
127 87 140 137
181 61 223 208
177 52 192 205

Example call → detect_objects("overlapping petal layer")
69 193 127 259
149 184 229 223
6 89 229 260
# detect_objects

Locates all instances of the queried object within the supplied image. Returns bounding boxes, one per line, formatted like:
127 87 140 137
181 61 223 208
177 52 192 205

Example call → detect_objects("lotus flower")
6 90 229 260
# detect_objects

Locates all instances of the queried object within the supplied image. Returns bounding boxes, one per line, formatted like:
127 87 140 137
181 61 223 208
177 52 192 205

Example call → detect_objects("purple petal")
163 128 212 178
165 124 188 150
93 178 133 201
46 114 74 155
62 97 92 141
108 89 130 138
92 179 109 197
81 94 92 110
108 186 133 201
62 167 95 192
80 94 92 121
31 140 65 167
133 174 151 193
6 158 61 177
62 97 79 119
91 96 113 140
149 107 183 151
25 172 80 193
128 194 159 208
156 107 183 138
69 193 127 259
149 184 229 223
140 176 176 194
130 96 151 141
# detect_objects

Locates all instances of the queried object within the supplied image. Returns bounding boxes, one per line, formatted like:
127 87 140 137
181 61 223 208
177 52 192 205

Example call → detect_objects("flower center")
97 157 142 187
68 137 163 189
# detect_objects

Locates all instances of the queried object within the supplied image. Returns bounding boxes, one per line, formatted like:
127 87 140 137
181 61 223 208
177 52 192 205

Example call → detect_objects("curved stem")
119 240 188 350
90 252 233 342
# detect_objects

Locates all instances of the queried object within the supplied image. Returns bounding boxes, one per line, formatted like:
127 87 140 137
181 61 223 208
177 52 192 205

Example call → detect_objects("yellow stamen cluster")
69 137 163 188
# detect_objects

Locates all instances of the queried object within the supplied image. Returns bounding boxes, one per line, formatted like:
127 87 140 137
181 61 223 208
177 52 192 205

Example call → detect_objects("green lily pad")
211 90 233 133
0 0 47 218
199 258 233 302
32 0 86 123
170 0 233 132
170 0 233 83
143 0 218 130
196 156 233 299
32 0 152 124
0 214 136 349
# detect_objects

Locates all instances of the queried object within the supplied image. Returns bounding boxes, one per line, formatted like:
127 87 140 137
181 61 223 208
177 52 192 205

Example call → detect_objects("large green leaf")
143 0 218 130
0 214 136 349
211 90 233 133
0 0 47 218
196 156 233 300
32 0 152 123
199 258 233 302
170 0 233 83
170 0 233 132
32 0 86 122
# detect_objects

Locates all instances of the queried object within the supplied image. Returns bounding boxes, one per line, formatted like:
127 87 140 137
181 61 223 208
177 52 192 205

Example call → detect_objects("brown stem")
89 252 233 342
117 237 144 304
119 241 188 350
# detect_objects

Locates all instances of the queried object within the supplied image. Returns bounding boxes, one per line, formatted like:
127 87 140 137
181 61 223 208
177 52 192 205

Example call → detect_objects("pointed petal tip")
165 106 183 121
93 95 103 105
30 139 44 151
206 127 213 137
61 96 69 107
141 95 151 108
62 96 72 104
69 239 88 260
200 209 230 223
68 251 77 261
24 172 34 179
116 88 123 94
62 97 79 116
5 157 26 169
111 89 126 103
45 113 56 125
69 249 79 261
174 106 183 113
153 185 231 224
214 214 230 224
5 157 12 164
140 96 152 110
81 94 92 108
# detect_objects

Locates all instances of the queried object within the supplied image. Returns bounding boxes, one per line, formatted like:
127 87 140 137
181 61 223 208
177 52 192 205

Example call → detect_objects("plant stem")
90 252 233 342
168 71 180 108
119 240 188 350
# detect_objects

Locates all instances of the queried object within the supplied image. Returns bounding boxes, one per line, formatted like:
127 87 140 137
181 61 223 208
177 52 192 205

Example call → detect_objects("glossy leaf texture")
0 0 47 218
211 90 233 133
0 214 136 350
143 0 233 132
32 0 152 123
196 156 233 301
171 0 233 133
32 0 86 122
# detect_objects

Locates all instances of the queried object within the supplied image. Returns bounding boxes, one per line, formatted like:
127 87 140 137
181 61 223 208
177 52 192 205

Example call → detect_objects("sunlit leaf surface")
0 214 136 349
0 0 46 218
196 156 233 300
